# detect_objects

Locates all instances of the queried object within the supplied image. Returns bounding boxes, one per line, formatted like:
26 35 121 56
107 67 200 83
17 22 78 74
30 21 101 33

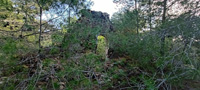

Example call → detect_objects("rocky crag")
62 10 113 54
77 9 113 36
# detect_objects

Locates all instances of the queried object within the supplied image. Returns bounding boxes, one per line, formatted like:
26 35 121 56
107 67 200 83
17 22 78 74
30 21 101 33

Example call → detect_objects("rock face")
76 10 112 58
77 9 113 36
62 10 113 54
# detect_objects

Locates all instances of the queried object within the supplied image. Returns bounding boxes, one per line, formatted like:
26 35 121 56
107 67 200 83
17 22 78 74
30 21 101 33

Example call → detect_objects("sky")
91 0 119 18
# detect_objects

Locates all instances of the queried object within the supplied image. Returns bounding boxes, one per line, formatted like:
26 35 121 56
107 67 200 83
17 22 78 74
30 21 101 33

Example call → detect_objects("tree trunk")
61 3 73 52
149 0 152 31
68 5 71 26
62 4 71 44
38 7 42 54
135 0 139 35
20 1 28 38
162 0 167 23
160 0 167 56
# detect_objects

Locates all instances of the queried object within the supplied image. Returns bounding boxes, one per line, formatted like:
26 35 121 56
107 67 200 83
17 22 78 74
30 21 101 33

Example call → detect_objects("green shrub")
107 30 200 89
51 31 64 46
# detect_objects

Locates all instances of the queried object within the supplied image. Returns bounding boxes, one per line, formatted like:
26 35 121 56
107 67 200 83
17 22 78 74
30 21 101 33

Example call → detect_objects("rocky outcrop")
77 9 113 36
62 10 113 54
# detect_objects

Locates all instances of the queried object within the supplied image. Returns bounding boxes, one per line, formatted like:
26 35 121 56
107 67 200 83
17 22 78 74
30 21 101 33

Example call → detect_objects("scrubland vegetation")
0 0 200 90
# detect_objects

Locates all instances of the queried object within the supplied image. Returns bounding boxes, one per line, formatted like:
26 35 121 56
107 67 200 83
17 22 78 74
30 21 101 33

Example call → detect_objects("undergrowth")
0 32 199 90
